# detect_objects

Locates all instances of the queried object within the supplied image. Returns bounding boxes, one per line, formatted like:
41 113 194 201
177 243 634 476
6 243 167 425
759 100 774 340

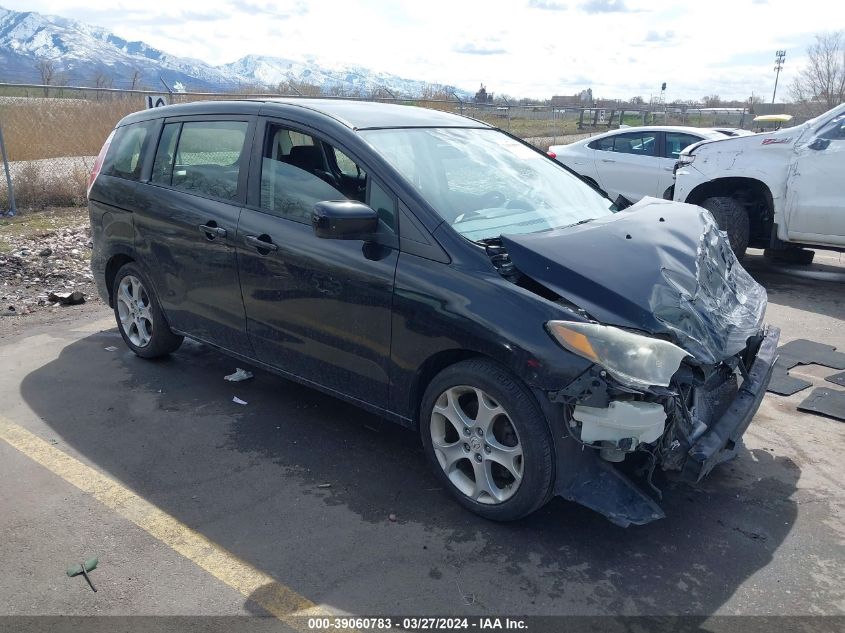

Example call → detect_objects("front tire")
420 359 554 521
700 196 750 258
113 263 183 358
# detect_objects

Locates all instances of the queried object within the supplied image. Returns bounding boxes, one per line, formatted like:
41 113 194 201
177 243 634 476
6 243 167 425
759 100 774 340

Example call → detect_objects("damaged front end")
547 325 778 526
494 198 780 526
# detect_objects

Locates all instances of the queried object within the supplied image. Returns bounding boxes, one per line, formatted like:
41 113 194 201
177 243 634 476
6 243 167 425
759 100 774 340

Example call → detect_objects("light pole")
772 50 786 104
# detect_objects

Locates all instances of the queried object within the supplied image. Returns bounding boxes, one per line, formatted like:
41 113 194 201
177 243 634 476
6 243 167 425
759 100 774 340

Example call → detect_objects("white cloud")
1 0 831 100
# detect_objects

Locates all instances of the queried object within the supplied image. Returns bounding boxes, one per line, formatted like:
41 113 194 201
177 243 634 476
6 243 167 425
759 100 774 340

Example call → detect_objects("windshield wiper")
453 211 482 225
563 218 595 228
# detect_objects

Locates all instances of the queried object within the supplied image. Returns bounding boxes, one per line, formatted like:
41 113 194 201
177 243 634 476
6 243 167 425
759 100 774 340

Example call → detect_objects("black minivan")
88 99 778 526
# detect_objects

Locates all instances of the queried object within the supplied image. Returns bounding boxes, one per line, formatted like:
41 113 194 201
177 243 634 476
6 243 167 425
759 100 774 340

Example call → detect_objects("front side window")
151 120 248 200
818 114 845 141
101 120 156 181
361 127 613 242
611 132 657 156
259 124 396 233
665 133 703 159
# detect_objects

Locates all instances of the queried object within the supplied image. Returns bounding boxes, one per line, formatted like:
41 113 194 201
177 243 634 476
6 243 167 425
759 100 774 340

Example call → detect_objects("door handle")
199 224 227 240
601 158 616 163
245 235 279 253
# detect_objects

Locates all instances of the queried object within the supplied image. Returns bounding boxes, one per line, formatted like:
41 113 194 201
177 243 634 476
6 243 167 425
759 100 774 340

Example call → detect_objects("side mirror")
809 138 831 151
312 200 378 240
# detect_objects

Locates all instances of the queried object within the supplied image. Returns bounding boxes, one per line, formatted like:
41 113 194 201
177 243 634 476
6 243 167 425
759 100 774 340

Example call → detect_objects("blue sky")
4 0 830 100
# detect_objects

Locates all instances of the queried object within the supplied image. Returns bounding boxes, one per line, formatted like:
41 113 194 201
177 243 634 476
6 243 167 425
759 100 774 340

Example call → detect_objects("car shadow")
21 330 807 617
742 251 845 323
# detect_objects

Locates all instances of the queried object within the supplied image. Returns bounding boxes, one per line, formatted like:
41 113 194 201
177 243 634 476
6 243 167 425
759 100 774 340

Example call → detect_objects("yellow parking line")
0 415 330 628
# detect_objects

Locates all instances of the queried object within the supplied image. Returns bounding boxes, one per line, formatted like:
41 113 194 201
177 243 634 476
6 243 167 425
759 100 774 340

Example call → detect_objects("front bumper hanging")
682 325 780 481
550 325 780 527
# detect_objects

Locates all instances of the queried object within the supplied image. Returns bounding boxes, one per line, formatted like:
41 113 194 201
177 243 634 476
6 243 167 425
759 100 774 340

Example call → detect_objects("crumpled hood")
501 198 767 365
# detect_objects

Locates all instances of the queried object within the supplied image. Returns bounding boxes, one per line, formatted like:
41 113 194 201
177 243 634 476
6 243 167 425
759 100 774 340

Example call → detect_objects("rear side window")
101 120 155 181
151 120 248 200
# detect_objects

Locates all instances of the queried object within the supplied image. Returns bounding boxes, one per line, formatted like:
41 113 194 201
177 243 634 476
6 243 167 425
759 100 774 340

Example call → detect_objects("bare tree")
53 72 69 97
701 94 722 108
92 72 113 101
129 69 142 90
36 59 55 96
791 31 845 114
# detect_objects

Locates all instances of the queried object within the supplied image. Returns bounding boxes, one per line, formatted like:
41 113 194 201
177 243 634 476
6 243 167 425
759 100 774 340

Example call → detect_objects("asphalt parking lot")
1 248 843 630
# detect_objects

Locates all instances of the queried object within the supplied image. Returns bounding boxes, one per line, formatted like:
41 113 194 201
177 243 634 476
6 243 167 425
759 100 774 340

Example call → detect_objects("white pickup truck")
673 103 845 259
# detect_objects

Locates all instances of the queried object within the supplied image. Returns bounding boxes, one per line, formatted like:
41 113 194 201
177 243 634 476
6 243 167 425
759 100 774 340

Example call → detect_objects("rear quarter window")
588 137 615 151
101 120 156 181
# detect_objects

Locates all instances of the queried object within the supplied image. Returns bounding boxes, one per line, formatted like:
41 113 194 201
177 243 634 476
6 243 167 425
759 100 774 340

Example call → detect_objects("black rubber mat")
797 388 845 421
826 370 845 387
767 339 845 396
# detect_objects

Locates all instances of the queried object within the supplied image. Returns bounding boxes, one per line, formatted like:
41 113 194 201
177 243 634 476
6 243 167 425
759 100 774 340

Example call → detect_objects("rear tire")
420 359 555 521
112 263 183 359
700 196 750 258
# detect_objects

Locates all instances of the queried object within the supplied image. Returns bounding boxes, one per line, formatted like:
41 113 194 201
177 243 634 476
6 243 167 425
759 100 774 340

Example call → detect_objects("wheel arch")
410 349 487 427
684 177 774 246
104 253 135 308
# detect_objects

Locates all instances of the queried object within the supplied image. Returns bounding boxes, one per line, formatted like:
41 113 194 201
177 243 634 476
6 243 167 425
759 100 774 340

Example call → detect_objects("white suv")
673 103 845 258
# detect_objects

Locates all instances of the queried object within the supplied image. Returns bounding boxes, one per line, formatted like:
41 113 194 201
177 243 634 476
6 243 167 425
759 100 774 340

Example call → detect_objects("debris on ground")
224 368 254 382
388 513 398 522
104 346 118 352
0 209 99 317
798 387 845 421
317 483 332 489
66 558 99 593
232 397 248 405
48 290 85 305
768 339 845 395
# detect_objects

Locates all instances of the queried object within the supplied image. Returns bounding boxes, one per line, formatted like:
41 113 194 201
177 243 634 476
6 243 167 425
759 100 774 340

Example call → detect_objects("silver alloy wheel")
116 275 154 348
430 385 524 504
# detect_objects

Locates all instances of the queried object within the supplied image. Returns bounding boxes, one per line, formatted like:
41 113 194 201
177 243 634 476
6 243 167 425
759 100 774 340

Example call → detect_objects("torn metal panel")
798 388 845 421
552 437 665 527
501 198 766 365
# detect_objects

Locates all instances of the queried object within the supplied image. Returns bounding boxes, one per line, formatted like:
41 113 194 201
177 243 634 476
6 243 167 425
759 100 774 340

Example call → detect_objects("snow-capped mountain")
0 7 238 90
222 54 460 97
0 6 466 96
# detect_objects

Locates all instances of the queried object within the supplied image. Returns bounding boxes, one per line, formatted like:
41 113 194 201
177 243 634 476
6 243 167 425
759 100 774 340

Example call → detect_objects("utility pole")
772 50 786 104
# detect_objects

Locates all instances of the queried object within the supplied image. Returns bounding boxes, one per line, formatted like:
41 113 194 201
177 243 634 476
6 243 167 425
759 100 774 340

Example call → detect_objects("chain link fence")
0 83 756 212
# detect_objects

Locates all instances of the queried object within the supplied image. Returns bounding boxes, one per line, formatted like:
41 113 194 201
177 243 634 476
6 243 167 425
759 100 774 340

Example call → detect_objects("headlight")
546 321 690 389
677 153 695 166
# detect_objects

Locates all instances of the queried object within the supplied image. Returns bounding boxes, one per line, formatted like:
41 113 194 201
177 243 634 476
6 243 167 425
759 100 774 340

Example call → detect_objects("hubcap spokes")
430 386 523 505
117 275 153 348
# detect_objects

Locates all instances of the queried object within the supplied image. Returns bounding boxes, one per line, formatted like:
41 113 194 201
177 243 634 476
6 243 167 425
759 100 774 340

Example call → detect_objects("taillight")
547 151 557 159
87 129 115 199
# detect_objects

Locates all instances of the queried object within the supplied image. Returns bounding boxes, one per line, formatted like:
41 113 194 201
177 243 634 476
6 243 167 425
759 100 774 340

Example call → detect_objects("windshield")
360 127 614 241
